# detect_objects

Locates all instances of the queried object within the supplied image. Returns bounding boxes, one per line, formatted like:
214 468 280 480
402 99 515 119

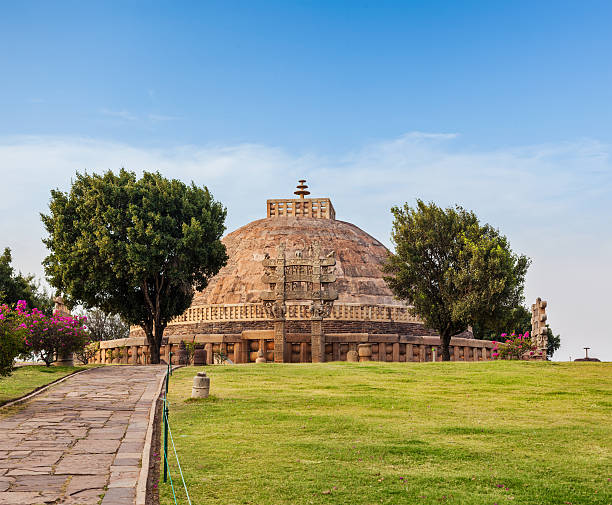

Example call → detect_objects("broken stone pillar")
191 372 210 398
531 298 548 360
52 296 74 366
358 343 372 362
193 344 207 366
177 341 189 365
346 350 359 362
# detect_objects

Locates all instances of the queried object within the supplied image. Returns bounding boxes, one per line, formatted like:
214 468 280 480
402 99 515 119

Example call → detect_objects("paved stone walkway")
0 366 166 505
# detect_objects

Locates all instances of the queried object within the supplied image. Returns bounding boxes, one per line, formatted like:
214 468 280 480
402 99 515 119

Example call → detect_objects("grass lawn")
0 365 86 405
160 362 611 505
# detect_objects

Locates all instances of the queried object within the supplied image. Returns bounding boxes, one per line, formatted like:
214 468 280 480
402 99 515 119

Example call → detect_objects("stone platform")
0 366 166 505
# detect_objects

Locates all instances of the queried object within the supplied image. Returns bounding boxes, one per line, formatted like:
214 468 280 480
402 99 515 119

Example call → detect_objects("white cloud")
100 108 137 121
0 133 610 361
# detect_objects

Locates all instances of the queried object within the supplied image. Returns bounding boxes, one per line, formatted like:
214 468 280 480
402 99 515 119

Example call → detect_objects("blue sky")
3 1 612 151
1 1 611 360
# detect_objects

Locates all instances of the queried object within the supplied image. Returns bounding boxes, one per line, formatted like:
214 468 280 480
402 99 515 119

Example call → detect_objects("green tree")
546 325 561 359
80 308 130 341
41 170 228 364
472 304 532 340
0 303 28 376
383 200 529 361
0 248 54 314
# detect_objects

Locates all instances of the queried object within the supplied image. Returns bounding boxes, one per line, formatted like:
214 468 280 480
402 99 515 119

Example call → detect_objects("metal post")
163 364 169 483
163 394 168 482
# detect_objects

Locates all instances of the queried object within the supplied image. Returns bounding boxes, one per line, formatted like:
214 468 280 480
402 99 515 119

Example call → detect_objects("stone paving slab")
0 366 166 505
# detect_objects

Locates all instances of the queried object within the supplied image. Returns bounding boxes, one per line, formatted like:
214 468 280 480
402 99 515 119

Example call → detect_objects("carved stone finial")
294 179 310 199
53 296 70 316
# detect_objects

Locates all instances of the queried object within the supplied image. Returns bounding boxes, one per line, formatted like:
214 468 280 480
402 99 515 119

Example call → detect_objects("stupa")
121 181 494 364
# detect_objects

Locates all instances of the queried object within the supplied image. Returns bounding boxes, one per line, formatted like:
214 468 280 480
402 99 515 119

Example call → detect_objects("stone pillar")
310 318 325 363
406 343 413 362
300 342 309 362
392 343 400 362
332 342 340 361
377 343 385 362
205 343 213 365
235 340 248 364
274 319 287 363
453 345 461 362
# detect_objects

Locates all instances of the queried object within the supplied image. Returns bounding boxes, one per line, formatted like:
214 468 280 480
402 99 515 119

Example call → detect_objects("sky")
1 1 611 360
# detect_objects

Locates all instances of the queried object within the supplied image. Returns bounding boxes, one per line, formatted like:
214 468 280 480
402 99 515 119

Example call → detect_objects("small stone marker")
255 347 267 363
432 347 437 362
177 341 189 365
358 343 372 362
193 344 207 366
346 350 359 362
191 371 210 398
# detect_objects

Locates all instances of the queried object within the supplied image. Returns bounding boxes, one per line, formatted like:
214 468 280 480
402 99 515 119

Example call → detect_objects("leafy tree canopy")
546 325 561 359
383 200 529 361
80 308 130 342
472 304 532 340
42 169 228 363
0 247 53 314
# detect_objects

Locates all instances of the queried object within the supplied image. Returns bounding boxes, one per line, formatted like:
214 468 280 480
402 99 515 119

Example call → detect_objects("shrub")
186 341 197 364
22 302 90 366
75 340 100 364
0 302 29 376
492 331 542 360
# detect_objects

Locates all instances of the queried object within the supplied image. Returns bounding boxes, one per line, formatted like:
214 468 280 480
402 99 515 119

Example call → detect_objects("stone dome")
192 216 402 307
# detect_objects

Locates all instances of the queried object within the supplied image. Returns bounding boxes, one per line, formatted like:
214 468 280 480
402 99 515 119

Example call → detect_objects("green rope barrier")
165 402 193 505
161 411 179 505
161 364 192 505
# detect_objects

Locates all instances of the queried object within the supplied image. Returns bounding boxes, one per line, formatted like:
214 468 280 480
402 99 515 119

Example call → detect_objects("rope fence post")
163 354 170 483
161 352 192 504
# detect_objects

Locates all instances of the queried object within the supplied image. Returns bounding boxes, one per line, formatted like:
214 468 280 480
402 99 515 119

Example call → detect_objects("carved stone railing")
167 302 422 325
89 333 498 365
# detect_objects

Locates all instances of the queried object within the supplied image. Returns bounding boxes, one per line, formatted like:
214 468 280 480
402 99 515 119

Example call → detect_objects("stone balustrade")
166 302 422 325
89 332 497 365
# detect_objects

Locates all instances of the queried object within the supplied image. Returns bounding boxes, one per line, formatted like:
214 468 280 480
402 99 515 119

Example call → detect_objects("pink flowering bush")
0 302 29 376
492 331 541 360
16 300 90 366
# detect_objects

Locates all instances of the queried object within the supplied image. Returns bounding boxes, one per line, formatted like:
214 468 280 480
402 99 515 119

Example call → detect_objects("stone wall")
89 332 497 365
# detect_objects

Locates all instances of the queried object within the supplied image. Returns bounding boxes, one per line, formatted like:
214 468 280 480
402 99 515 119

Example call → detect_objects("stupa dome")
192 216 402 307
165 180 422 333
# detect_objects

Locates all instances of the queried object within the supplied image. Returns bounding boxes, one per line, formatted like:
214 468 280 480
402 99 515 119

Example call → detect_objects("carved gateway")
261 243 338 362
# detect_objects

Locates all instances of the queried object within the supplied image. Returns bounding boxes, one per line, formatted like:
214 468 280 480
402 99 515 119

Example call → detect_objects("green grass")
160 362 611 505
0 365 86 405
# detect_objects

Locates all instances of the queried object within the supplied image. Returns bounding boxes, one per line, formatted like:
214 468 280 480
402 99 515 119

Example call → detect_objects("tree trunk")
441 333 452 361
143 324 163 364
149 339 161 364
